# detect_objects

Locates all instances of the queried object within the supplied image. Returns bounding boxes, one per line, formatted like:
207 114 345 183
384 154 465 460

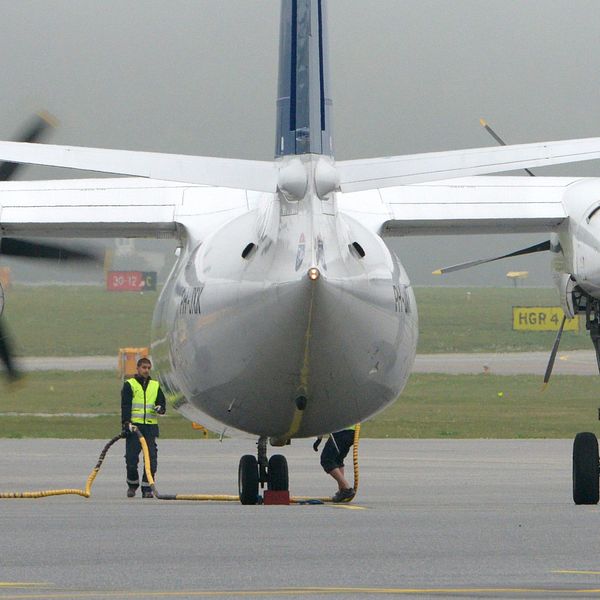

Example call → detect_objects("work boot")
126 487 136 498
142 489 154 498
332 487 355 503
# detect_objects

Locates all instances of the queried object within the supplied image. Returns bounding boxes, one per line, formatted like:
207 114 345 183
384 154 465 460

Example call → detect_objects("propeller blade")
0 317 20 382
542 314 567 390
0 111 58 181
0 238 98 261
0 112 71 382
479 118 535 177
433 240 551 275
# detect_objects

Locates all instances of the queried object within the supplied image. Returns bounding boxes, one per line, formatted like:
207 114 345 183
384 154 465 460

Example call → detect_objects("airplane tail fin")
275 0 334 158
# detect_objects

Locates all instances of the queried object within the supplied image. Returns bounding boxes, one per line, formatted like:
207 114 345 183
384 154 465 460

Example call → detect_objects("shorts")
320 429 355 473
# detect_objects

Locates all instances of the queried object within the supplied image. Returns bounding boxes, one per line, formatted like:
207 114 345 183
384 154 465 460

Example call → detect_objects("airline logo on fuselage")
295 233 306 271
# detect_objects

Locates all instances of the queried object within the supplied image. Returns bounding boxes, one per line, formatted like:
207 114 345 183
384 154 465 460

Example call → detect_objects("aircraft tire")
238 454 259 505
267 454 288 491
573 432 599 505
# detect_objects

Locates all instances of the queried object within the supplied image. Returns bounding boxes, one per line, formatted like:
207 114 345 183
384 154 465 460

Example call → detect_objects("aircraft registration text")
178 286 203 316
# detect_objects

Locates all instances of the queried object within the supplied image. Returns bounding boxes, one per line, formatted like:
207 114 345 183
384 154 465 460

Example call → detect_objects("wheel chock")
263 490 290 505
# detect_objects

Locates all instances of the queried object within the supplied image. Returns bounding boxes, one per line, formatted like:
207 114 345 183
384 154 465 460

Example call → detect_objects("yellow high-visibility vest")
128 378 159 425
329 424 357 437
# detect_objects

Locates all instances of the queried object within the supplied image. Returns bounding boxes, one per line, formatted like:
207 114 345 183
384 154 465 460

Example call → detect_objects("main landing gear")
573 432 600 505
554 288 600 504
238 437 289 505
564 289 600 504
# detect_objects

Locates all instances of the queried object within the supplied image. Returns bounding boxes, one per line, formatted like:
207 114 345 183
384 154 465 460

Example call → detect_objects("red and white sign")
107 271 157 291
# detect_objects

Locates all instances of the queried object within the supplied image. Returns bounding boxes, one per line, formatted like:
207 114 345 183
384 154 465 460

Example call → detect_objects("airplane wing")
0 136 600 194
0 142 278 193
337 176 578 236
0 137 598 242
336 137 600 191
0 178 256 239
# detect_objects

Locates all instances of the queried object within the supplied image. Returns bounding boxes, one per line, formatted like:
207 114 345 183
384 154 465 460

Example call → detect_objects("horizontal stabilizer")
0 141 278 193
337 137 600 192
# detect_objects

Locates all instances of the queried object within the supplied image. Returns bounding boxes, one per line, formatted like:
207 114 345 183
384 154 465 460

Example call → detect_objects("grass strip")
0 370 209 439
2 285 593 356
1 370 599 439
0 416 208 439
6 285 156 356
363 373 600 438
414 287 588 353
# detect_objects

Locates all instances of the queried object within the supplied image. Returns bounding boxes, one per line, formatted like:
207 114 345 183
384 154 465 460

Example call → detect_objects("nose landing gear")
238 437 289 505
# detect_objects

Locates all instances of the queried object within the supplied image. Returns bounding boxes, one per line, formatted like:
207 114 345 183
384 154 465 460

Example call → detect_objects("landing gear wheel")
238 454 259 505
573 432 599 505
267 454 289 491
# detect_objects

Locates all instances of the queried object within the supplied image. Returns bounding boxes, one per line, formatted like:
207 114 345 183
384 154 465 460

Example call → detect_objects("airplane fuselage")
151 155 418 439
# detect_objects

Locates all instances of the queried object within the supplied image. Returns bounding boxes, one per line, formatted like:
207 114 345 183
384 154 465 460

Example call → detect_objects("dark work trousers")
320 429 355 473
125 425 158 492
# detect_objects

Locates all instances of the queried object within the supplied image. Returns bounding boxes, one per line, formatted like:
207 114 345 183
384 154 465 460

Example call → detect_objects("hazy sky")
0 0 599 285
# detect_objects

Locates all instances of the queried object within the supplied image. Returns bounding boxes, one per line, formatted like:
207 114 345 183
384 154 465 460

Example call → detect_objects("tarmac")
413 350 599 376
1 438 600 599
17 350 600 375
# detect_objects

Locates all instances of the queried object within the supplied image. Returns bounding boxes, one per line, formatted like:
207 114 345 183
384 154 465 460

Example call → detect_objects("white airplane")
1 0 600 504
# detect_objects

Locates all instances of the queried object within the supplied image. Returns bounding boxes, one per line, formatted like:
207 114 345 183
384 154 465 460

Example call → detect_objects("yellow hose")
137 424 361 504
0 425 361 504
352 422 361 495
135 427 239 501
0 433 123 499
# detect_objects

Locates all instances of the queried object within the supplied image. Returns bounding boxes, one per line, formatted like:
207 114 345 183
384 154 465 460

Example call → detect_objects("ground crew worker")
121 357 166 498
314 425 357 502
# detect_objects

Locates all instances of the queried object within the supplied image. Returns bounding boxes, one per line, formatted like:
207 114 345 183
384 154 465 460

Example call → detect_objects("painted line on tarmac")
3 586 600 598
0 413 118 418
330 503 367 510
554 569 600 575
0 583 48 588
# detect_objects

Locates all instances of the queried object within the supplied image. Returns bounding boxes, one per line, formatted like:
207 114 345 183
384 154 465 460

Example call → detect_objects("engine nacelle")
561 180 600 298
556 272 577 319
573 208 600 296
